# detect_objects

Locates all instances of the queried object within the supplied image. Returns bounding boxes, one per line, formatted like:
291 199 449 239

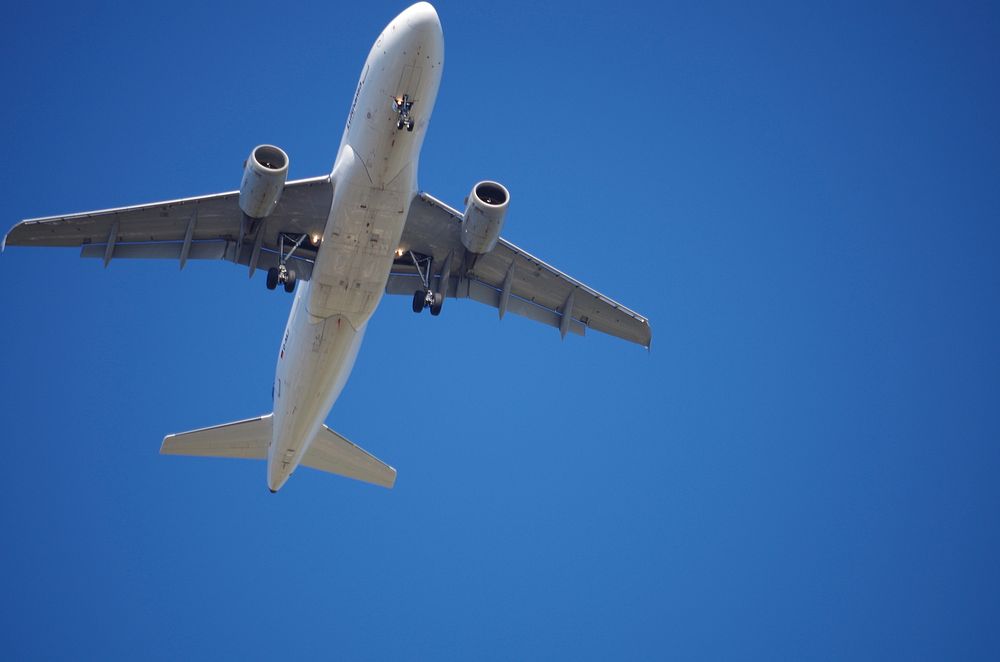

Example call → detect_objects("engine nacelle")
239 144 289 219
461 181 509 254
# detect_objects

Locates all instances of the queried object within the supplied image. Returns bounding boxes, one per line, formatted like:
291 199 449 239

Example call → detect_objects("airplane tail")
160 414 396 488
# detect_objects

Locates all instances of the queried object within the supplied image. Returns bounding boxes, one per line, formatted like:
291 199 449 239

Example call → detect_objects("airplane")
2 2 651 493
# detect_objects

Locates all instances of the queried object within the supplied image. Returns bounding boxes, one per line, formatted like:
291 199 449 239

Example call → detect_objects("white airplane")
3 2 651 492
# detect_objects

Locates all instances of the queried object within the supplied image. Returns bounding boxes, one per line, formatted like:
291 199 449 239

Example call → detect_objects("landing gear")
393 95 415 132
266 266 297 292
266 233 307 294
411 289 443 314
406 251 445 316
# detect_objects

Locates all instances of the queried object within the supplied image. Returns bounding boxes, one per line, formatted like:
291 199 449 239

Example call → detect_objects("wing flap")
80 241 228 261
79 240 315 280
300 425 396 489
386 273 585 336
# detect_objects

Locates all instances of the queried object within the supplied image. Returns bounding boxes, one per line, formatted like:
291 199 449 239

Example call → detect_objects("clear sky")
2 0 999 659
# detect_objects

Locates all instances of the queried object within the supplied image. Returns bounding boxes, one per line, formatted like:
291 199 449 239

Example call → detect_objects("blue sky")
2 0 999 659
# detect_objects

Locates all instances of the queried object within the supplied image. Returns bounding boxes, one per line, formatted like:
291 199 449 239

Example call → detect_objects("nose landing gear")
393 94 415 132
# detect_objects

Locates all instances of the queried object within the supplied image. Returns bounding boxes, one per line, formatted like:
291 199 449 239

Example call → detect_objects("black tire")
412 290 426 313
406 121 414 132
284 270 296 293
397 119 404 130
266 267 279 290
430 293 443 316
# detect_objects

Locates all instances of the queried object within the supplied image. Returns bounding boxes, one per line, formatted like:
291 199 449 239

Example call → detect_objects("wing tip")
159 434 177 455
1 223 17 253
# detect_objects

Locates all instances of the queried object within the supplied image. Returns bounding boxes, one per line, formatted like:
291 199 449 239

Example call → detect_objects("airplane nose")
396 2 442 38
400 2 441 33
381 2 444 65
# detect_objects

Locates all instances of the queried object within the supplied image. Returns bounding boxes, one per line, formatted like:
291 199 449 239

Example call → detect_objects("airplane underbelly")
269 306 366 486
307 150 414 324
266 151 412 488
264 15 441 490
308 28 439 323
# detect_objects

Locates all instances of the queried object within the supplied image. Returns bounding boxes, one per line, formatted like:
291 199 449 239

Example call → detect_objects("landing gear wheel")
412 289 426 313
267 233 308 294
394 94 415 132
429 292 443 316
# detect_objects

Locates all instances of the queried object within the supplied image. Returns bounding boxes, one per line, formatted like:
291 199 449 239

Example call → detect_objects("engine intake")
239 145 289 219
461 181 509 254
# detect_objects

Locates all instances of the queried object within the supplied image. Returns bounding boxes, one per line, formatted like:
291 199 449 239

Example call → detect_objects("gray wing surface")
3 175 334 279
391 192 652 347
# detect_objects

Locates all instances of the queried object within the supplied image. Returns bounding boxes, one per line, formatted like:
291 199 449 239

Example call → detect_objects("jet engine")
239 145 289 219
461 181 509 254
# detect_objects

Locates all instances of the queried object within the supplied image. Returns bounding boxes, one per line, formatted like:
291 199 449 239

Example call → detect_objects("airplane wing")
390 192 652 347
3 175 334 280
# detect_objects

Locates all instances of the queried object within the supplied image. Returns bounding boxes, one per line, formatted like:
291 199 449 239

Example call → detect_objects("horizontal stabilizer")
160 415 271 459
301 425 396 489
160 414 395 488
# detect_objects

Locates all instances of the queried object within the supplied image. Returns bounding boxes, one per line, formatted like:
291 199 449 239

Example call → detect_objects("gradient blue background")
2 1 999 659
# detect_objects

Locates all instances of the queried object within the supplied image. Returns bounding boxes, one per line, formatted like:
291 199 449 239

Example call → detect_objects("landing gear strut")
266 233 307 294
408 251 444 316
393 94 415 132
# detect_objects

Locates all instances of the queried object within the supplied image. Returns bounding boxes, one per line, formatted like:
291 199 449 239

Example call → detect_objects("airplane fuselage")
268 3 443 491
